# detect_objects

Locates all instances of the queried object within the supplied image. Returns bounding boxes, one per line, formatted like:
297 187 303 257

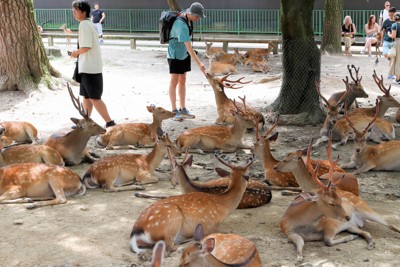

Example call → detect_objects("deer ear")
269 132 279 141
146 105 155 112
184 155 194 167
215 167 230 177
295 150 303 159
202 238 215 254
70 117 79 124
194 224 205 241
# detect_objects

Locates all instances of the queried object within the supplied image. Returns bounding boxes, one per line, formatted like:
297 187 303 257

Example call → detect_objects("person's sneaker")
179 107 195 119
388 75 396 79
105 120 116 128
360 50 365 55
99 38 104 44
173 109 184 121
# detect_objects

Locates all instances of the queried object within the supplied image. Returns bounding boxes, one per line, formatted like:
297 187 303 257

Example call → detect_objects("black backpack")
159 11 193 44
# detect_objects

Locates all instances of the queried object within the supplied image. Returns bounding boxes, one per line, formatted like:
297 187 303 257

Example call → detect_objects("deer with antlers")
0 143 64 167
252 115 346 188
0 121 38 146
130 154 254 254
95 105 175 150
205 73 264 126
44 84 106 166
327 65 368 109
314 80 394 149
175 100 256 154
347 71 400 118
168 148 271 209
179 224 262 267
0 163 85 209
276 134 400 261
340 110 400 174
84 128 179 190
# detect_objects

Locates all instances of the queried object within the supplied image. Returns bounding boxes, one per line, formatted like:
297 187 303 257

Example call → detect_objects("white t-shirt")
78 19 102 74
380 9 389 23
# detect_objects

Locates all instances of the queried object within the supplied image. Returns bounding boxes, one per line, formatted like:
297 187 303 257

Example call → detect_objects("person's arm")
71 47 90 58
100 11 105 23
184 42 206 75
351 24 356 35
388 25 397 39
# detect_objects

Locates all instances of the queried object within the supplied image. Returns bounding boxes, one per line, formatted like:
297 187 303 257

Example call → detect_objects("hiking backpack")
159 11 193 44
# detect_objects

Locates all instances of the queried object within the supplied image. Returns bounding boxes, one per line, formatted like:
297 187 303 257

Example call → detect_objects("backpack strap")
177 15 194 45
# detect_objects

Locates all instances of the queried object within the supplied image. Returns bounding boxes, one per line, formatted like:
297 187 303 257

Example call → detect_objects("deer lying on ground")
0 121 38 146
95 105 175 150
314 81 394 149
327 65 368 110
340 111 400 174
205 42 225 57
207 54 237 75
205 73 264 126
59 23 72 46
252 115 345 188
84 128 180 190
0 143 64 167
251 57 270 73
176 101 256 154
168 148 271 209
275 135 400 261
130 154 254 254
179 224 262 267
44 84 106 165
347 71 400 117
0 163 85 209
244 42 275 59
213 48 245 65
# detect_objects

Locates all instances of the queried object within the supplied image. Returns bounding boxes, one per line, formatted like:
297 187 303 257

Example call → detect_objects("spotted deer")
130 154 254 254
0 143 64 167
347 71 400 117
95 105 175 150
327 65 368 109
244 42 275 59
0 163 85 209
84 128 180 190
44 83 106 166
59 23 73 46
168 148 271 209
252 115 345 188
275 135 400 262
207 55 237 76
213 48 245 65
179 224 262 267
175 100 256 154
205 42 225 57
205 73 264 126
340 110 400 174
0 121 38 146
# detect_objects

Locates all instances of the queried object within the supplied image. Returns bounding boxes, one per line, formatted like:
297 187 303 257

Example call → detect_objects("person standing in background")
382 6 396 73
167 2 206 120
379 1 391 30
388 12 400 84
91 2 105 43
71 0 115 128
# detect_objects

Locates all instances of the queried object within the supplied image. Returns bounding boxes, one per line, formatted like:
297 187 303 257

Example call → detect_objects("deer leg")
104 184 144 192
287 233 305 262
332 136 349 150
340 161 357 169
0 187 34 204
313 135 329 148
82 148 98 163
135 171 159 185
353 164 375 175
25 128 37 144
346 225 375 249
26 183 67 209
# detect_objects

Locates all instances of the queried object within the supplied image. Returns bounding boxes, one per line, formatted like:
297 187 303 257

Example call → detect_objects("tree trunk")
270 0 324 125
0 0 59 93
321 0 343 53
166 0 181 11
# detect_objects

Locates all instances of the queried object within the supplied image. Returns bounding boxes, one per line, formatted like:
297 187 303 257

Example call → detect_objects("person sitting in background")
361 15 379 56
342 16 357 56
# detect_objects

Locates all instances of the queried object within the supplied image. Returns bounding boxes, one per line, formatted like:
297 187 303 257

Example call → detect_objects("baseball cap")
187 2 205 18
389 7 396 12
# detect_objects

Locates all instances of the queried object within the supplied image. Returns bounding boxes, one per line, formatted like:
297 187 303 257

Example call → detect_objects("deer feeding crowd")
1 58 400 266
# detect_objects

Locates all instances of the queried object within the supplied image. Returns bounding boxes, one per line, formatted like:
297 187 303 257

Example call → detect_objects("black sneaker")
105 120 116 128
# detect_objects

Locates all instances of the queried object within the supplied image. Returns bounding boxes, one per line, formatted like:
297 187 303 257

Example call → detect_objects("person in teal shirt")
167 2 206 120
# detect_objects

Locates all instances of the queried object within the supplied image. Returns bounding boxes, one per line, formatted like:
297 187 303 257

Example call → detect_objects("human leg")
169 73 179 111
177 73 186 109
90 99 112 122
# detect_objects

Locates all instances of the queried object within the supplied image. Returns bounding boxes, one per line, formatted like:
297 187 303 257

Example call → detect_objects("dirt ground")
0 43 400 267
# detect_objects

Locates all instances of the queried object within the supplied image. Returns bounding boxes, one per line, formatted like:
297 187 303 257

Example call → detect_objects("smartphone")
67 51 72 56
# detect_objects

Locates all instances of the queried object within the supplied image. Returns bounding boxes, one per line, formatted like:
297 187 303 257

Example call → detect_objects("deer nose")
345 215 351 221
356 148 361 153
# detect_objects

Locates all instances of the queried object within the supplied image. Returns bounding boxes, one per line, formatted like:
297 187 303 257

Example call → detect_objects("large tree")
167 0 180 11
0 0 59 93
270 0 324 125
321 0 344 53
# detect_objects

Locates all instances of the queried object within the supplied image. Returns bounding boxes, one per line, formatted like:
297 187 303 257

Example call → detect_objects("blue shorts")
383 41 394 56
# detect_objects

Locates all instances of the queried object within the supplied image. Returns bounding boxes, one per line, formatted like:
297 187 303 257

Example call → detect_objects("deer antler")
219 75 251 89
337 77 351 106
347 65 362 84
372 70 391 96
67 83 89 119
263 114 280 138
237 95 247 110
315 80 330 107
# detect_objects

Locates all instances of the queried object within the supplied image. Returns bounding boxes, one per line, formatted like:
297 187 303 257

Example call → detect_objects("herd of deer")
205 41 274 75
1 64 400 265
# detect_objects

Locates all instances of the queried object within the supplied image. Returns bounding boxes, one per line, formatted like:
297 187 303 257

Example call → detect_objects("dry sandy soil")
0 43 400 267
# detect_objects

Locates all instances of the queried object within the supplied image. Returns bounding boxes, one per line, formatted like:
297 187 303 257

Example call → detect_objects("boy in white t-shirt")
379 1 391 29
70 1 115 128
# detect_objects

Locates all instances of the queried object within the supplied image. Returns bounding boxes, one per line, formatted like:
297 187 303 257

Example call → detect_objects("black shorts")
168 55 191 74
79 73 103 99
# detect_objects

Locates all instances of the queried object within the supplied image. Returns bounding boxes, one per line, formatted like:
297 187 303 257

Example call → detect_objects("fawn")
205 42 225 57
179 224 262 266
95 105 175 150
0 163 85 209
0 121 38 146
130 153 254 254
